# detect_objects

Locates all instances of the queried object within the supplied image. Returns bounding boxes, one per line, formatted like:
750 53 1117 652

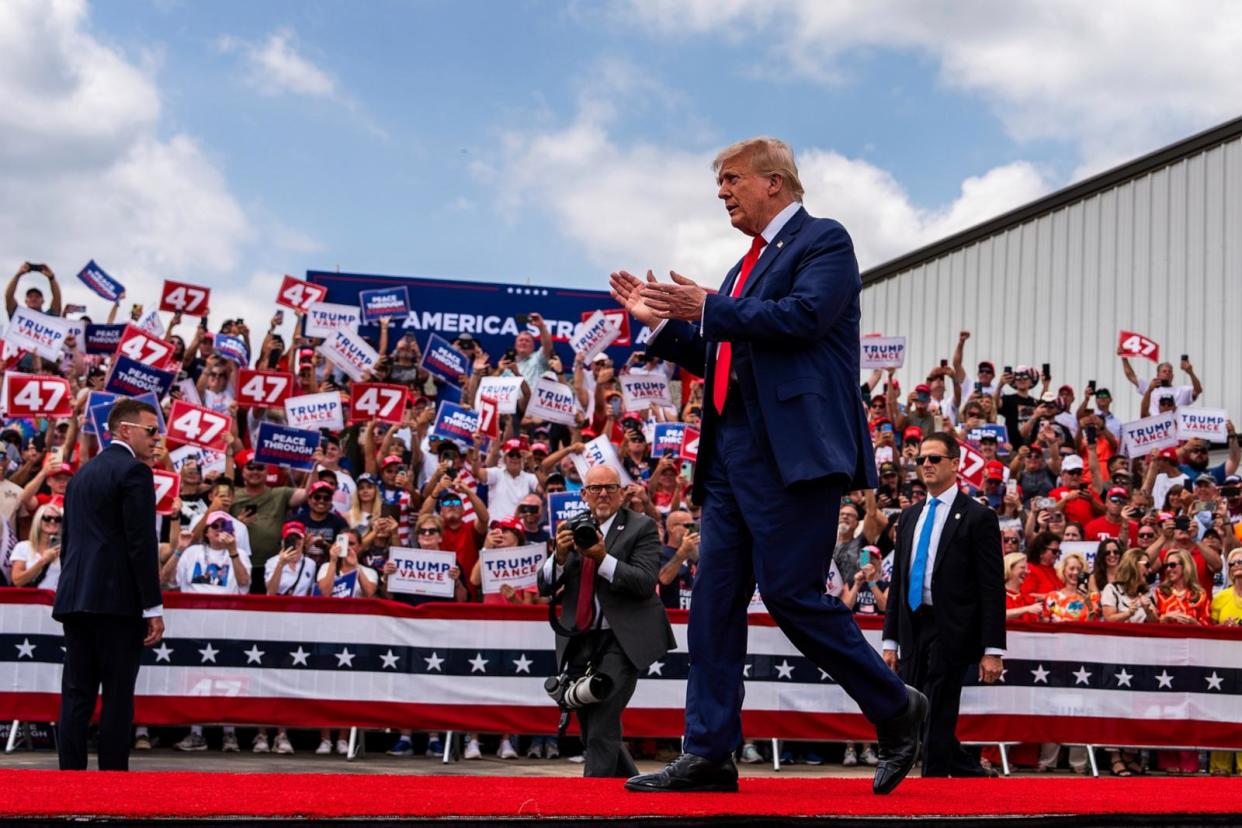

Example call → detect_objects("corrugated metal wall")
860 135 1242 425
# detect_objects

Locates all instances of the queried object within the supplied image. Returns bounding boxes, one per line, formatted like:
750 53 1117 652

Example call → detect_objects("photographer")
538 466 675 778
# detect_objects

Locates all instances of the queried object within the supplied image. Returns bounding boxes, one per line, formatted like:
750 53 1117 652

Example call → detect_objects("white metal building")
860 115 1242 426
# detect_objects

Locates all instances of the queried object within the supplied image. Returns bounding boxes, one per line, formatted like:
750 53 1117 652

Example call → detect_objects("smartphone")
26 262 45 272
381 503 402 521
503 348 517 363
242 504 258 517
1041 363 1051 381
514 313 529 326
48 534 60 549
1006 480 1018 498
1003 365 1013 375
1084 425 1097 443
274 309 285 326
335 534 350 559
130 304 143 320
684 522 699 534
1034 497 1057 510
199 315 209 330
939 359 948 368
1173 516 1191 531
1181 354 1189 363
609 396 622 417
1087 379 1096 394
1161 378 1172 388
860 548 871 568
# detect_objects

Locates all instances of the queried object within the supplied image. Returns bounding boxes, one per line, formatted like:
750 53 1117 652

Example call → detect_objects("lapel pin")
776 240 784 249
955 513 961 520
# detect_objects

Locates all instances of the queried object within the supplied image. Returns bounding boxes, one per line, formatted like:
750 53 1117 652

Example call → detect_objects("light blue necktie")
908 499 940 612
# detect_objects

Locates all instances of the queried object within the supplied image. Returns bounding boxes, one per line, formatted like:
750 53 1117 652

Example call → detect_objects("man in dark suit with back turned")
882 432 1006 777
612 137 926 795
538 465 676 778
54 398 165 771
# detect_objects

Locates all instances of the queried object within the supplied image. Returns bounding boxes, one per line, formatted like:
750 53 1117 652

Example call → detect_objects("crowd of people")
2 264 1240 775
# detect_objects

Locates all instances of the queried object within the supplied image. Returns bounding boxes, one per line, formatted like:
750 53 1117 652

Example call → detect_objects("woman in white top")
317 529 377 598
10 503 64 590
1098 548 1157 776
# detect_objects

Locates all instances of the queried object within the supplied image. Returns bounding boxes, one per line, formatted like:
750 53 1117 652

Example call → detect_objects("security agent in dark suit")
882 432 1006 778
612 137 926 795
53 399 165 771
537 465 676 778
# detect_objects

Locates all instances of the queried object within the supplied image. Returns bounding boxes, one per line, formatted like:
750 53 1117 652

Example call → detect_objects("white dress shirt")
542 510 621 629
882 487 1004 657
112 440 164 619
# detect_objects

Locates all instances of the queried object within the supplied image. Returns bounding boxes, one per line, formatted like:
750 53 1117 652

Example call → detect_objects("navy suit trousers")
683 396 907 761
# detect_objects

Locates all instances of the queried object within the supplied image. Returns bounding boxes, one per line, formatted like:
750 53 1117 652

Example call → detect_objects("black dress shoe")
872 685 929 795
951 763 1001 778
625 753 739 793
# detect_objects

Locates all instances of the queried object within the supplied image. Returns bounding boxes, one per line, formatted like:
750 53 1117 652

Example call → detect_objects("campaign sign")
526 376 579 427
620 373 673 412
4 307 71 360
652 423 687 457
547 490 588 534
254 421 321 471
967 423 1011 455
1177 408 1229 442
582 308 631 347
236 369 294 409
956 442 988 489
1118 330 1160 363
1061 541 1100 572
680 427 700 462
76 259 125 302
64 318 86 353
477 395 500 439
84 323 126 355
350 383 408 424
151 469 180 516
88 400 117 448
159 279 210 315
104 355 175 398
477 376 524 414
167 399 231 451
331 570 358 598
214 334 250 367
571 434 633 486
2 374 72 418
135 307 165 337
304 302 361 338
284 391 345 431
359 286 411 323
116 324 177 370
386 547 457 598
431 401 480 447
478 543 546 594
420 333 472 385
570 310 621 360
1122 412 1180 457
860 336 907 369
276 274 327 314
80 390 118 435
170 444 227 476
318 327 379 382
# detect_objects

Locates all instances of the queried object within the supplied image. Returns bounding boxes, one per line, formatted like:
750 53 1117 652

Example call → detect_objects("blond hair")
1003 552 1026 582
712 137 805 202
1055 550 1088 583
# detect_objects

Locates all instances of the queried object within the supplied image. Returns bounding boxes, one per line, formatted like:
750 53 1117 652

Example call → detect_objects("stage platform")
2 769 1240 827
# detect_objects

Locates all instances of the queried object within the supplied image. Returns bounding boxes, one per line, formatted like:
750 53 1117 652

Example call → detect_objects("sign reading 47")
160 279 211 316
167 400 232 451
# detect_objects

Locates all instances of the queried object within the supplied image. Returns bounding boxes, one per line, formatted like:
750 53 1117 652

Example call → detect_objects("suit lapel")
930 491 967 581
604 509 627 559
740 207 806 299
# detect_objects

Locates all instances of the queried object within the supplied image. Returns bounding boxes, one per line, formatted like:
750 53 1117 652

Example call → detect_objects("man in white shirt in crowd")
477 438 539 524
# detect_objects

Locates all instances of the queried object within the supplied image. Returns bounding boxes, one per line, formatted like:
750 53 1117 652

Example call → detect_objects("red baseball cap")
236 449 257 467
903 426 923 442
489 516 526 540
1158 447 1180 462
985 460 1005 480
1106 486 1128 499
50 462 75 477
309 481 335 496
914 383 931 394
380 454 403 469
531 442 549 454
580 427 598 440
281 521 306 540
502 439 523 453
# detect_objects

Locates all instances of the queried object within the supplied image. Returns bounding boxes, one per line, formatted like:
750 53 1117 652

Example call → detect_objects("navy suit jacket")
53 443 162 620
647 207 877 500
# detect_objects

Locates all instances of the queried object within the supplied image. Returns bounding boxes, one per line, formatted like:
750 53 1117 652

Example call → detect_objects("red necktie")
574 556 598 630
712 235 767 415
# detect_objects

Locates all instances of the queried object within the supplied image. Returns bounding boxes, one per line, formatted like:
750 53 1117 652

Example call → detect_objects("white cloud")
0 0 288 329
218 28 336 99
476 63 1050 281
622 0 1242 173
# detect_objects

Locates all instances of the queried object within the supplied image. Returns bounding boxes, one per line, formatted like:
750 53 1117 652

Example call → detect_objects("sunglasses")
309 493 332 501
208 521 233 532
119 422 159 437
417 527 441 536
208 372 227 378
42 514 63 523
439 498 463 507
1002 536 1020 544
1138 533 1156 540
915 454 949 466
245 464 266 471
1165 561 1183 569
1229 559 1242 567
517 505 540 514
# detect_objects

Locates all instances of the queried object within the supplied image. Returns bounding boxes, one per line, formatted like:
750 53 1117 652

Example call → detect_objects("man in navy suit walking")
614 137 926 795
54 398 164 771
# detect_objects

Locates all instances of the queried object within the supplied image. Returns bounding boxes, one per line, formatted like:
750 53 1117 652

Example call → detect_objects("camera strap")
547 555 599 639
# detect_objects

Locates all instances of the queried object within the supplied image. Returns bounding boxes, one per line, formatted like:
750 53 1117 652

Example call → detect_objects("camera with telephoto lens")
565 511 600 550
544 668 613 710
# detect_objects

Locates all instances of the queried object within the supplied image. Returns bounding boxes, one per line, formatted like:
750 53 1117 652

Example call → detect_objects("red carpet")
2 770 1240 820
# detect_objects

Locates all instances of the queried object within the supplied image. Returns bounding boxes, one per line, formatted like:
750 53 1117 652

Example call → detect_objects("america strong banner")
4 591 1239 747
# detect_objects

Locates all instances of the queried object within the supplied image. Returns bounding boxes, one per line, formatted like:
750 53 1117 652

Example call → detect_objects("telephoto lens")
562 673 613 709
566 511 600 550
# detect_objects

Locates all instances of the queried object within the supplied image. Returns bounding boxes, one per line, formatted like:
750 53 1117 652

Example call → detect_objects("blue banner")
104 356 176 398
305 271 645 364
84 324 125 354
76 259 125 302
331 570 358 598
547 491 588 534
652 423 688 457
253 422 322 471
431 401 479 448
421 333 471 386
88 390 167 447
359 286 411 323
967 423 1011 455
214 334 250 366
81 391 118 435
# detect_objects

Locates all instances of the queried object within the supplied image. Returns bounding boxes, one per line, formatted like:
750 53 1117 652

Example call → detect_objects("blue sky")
3 1 1239 327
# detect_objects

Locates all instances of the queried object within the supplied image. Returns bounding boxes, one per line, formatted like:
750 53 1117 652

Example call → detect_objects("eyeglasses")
245 463 266 472
517 505 540 514
915 454 949 466
309 493 332 501
208 372 227 379
1228 559 1242 567
1165 561 1183 569
583 483 622 494
1105 548 1121 556
1137 533 1156 540
1002 537 1020 544
417 528 441 536
119 422 158 437
42 515 63 523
